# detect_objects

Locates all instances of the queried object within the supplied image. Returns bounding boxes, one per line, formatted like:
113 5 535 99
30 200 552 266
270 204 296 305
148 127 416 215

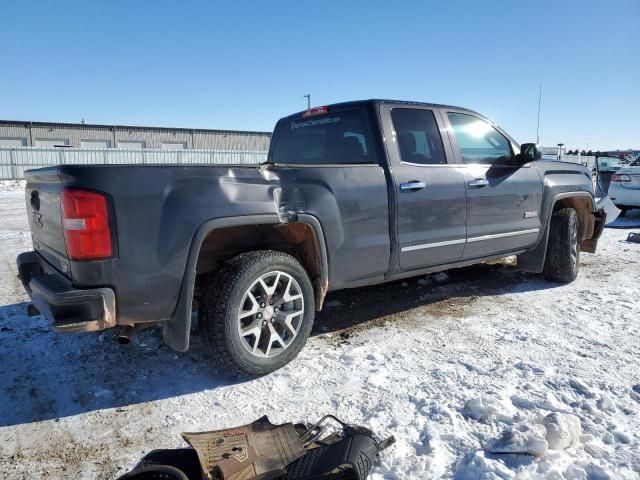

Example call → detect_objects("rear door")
380 104 467 271
442 110 543 260
270 106 391 288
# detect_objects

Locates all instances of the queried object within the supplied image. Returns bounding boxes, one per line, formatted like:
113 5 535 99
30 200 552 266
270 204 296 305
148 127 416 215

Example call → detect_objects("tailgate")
24 168 70 276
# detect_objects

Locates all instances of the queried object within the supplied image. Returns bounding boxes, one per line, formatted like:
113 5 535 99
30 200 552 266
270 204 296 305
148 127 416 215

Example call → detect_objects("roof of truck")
279 99 482 122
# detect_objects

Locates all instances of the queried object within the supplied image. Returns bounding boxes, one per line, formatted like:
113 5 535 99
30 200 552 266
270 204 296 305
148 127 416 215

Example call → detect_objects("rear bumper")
608 184 640 207
17 251 116 333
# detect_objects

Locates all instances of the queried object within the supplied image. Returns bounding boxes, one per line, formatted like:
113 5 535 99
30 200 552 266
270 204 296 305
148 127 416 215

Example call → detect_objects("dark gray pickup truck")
17 100 605 374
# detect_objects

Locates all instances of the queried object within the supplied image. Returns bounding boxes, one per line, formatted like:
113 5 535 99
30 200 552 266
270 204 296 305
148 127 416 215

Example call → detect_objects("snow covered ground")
0 180 639 479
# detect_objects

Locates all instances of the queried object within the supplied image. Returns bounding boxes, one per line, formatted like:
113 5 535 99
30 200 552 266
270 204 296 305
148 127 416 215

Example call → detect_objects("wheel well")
194 222 328 310
552 196 596 243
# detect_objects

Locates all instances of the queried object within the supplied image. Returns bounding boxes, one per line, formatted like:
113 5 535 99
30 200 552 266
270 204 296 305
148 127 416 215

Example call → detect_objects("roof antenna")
536 82 542 145
303 94 311 110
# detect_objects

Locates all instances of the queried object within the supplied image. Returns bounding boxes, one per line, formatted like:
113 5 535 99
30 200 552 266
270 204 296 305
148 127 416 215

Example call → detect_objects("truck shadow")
312 262 559 334
0 304 242 428
0 262 558 428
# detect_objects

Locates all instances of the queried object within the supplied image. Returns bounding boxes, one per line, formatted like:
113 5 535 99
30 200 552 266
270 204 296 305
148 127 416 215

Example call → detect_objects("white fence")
0 147 268 179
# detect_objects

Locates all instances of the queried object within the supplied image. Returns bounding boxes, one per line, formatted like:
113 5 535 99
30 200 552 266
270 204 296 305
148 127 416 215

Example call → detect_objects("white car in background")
608 157 640 216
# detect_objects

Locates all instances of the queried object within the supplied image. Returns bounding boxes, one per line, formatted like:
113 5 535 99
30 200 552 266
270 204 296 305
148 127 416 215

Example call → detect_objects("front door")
381 104 467 271
442 110 543 260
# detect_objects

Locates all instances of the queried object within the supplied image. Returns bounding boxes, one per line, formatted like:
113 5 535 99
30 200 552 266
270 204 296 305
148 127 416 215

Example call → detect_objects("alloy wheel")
236 271 304 358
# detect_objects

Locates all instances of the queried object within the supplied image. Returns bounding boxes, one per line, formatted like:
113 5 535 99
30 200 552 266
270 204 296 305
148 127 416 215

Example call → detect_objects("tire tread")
200 250 313 376
543 208 579 283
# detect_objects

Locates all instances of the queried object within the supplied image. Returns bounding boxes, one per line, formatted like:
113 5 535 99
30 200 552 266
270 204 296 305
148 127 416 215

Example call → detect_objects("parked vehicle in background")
609 157 640 216
16 100 606 375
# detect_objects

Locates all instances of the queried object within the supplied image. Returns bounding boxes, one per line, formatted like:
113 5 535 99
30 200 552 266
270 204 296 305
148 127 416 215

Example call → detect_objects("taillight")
61 189 112 260
611 174 631 183
302 106 329 118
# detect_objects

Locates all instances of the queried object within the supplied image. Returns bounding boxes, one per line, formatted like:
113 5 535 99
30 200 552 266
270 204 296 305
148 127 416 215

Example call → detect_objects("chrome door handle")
400 181 426 191
468 179 489 188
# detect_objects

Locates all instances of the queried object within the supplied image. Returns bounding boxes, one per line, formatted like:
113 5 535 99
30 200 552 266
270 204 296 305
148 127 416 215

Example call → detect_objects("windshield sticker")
290 116 341 131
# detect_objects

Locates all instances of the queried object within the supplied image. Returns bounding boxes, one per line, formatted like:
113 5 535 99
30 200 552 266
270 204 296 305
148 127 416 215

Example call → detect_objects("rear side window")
390 108 447 165
447 112 512 164
271 110 372 165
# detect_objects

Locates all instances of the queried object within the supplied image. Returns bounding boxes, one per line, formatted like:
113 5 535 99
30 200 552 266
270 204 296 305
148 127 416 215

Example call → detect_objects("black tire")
200 250 315 376
543 208 580 283
116 465 189 480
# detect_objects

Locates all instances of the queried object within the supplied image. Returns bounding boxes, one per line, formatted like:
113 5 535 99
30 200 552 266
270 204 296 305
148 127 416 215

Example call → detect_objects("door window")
390 109 446 165
447 112 512 164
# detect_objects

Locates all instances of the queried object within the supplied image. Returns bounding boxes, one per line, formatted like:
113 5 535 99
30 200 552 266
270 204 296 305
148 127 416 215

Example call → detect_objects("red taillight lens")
302 106 329 117
61 189 112 260
611 174 631 183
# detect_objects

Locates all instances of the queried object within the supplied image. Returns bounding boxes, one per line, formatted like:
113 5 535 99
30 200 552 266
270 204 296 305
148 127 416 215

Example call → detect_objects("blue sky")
1 0 638 150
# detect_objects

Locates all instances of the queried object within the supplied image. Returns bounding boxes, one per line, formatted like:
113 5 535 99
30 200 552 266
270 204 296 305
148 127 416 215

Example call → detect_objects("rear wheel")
543 208 580 283
200 250 315 376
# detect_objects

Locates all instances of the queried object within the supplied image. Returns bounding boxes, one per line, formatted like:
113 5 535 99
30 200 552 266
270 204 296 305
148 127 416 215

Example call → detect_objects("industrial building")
0 120 271 151
0 120 272 179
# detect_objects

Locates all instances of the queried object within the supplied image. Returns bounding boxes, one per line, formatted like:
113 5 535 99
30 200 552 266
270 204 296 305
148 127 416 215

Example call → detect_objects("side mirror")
516 143 542 164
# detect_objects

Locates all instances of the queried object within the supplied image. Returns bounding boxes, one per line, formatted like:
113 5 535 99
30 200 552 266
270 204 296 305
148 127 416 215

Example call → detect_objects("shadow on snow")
0 262 559 427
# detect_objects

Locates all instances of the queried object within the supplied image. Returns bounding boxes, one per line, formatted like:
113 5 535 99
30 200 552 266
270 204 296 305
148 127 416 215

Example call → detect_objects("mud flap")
516 229 549 274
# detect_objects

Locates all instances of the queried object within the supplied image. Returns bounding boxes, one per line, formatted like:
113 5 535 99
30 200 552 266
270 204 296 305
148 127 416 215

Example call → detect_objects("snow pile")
464 396 520 424
486 423 548 456
0 183 639 479
543 413 581 451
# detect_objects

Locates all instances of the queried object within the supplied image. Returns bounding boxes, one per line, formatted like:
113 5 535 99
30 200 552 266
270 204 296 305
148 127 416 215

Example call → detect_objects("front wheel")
543 208 580 283
200 250 315 376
